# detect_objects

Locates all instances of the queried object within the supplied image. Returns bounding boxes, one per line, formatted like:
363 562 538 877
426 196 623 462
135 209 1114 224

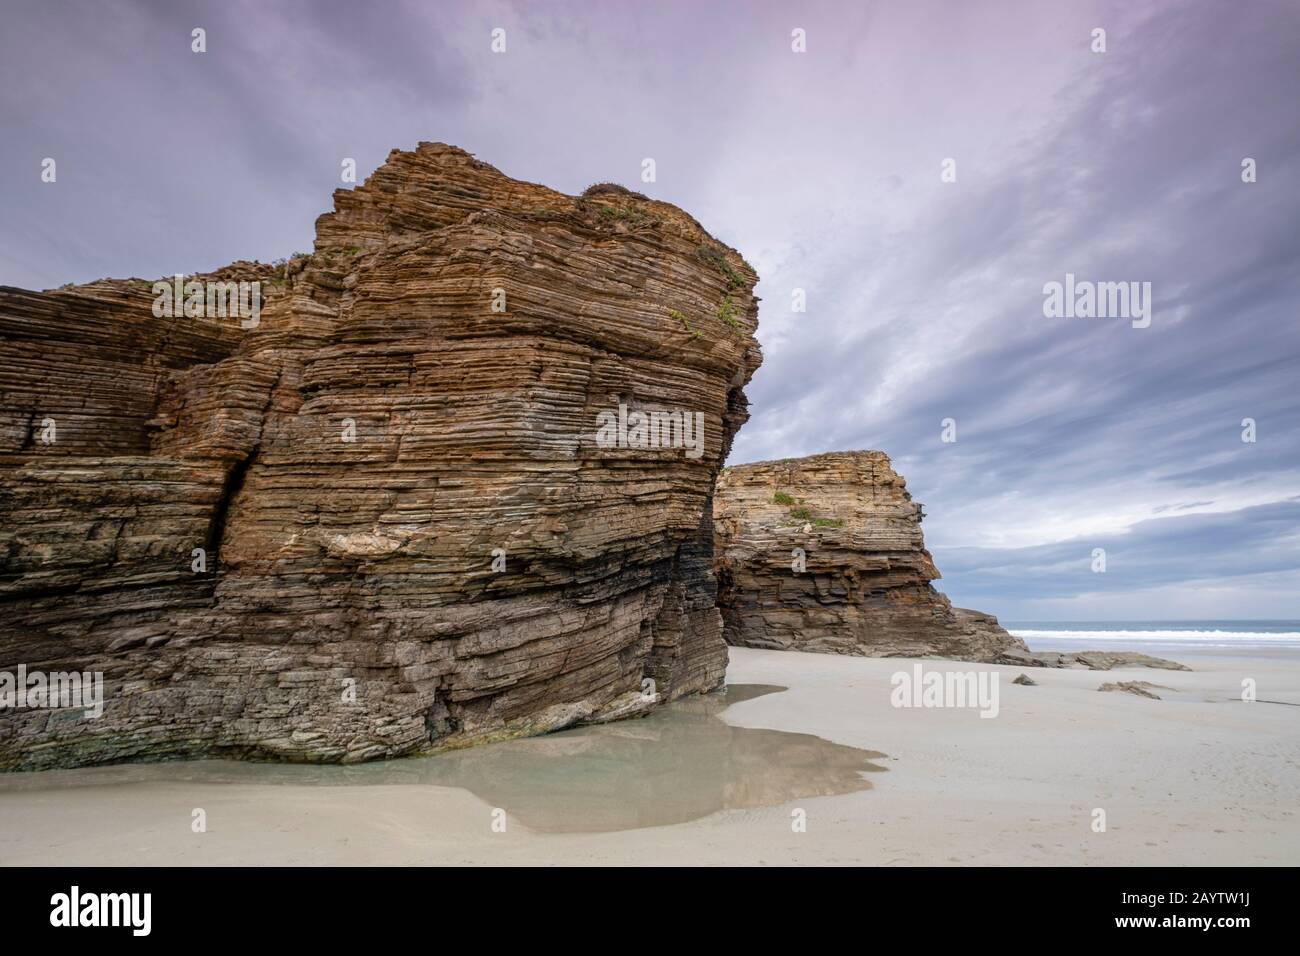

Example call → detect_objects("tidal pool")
0 684 887 833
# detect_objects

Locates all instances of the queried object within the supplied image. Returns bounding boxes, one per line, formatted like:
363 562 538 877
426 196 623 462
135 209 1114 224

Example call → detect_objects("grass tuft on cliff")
667 307 702 339
716 296 741 330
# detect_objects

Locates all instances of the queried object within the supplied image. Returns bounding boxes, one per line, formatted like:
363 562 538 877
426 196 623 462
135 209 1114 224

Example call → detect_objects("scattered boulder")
1074 651 1190 671
1012 673 1037 686
1098 681 1171 700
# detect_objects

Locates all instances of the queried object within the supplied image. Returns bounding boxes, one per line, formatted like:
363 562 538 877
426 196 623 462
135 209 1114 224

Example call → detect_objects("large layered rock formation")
0 143 761 770
713 451 1026 661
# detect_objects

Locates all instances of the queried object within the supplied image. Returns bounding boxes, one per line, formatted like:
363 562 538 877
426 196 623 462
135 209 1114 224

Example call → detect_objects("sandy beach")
1 646 1297 866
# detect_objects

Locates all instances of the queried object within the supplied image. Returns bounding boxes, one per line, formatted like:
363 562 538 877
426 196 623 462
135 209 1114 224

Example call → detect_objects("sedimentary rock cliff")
0 142 761 770
713 451 1025 661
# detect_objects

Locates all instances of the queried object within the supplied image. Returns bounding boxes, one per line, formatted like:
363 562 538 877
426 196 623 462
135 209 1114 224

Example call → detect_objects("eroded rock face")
0 143 762 770
713 451 1026 661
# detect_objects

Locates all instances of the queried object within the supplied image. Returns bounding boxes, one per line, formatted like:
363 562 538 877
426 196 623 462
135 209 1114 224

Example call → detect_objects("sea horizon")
1004 619 1300 654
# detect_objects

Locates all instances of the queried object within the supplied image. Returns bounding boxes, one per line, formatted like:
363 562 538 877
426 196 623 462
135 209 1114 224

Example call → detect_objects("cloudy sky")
3 0 1298 620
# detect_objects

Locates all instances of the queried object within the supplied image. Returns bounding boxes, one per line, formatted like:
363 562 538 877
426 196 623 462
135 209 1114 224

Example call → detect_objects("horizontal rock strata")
713 451 1026 661
0 142 762 770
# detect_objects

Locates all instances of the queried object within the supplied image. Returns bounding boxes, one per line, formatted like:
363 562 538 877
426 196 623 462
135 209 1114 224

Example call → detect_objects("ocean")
1003 620 1300 657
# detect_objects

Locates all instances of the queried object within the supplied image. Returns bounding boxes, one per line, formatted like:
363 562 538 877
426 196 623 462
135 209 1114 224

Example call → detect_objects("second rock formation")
713 451 1026 661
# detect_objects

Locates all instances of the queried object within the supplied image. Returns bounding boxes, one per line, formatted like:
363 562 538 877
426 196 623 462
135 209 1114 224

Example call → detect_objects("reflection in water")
0 684 887 833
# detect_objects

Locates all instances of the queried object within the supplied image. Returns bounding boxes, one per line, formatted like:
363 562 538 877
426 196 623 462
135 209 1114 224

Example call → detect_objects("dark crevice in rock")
205 453 256 563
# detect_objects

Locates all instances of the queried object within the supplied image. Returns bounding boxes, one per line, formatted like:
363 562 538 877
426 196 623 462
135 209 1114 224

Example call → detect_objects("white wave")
1009 629 1300 644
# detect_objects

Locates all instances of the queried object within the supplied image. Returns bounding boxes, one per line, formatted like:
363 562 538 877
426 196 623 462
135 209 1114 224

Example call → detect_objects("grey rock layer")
995 649 1192 671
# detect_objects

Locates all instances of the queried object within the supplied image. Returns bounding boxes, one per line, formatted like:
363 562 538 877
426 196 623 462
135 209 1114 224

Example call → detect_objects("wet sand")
1 647 1297 865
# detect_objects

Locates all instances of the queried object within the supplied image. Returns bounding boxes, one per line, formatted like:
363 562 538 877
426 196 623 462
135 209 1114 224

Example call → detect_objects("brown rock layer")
713 451 1026 661
0 143 761 770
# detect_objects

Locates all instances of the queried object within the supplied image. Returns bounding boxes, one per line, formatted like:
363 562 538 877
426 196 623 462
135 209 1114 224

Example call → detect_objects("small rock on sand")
1098 680 1171 700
